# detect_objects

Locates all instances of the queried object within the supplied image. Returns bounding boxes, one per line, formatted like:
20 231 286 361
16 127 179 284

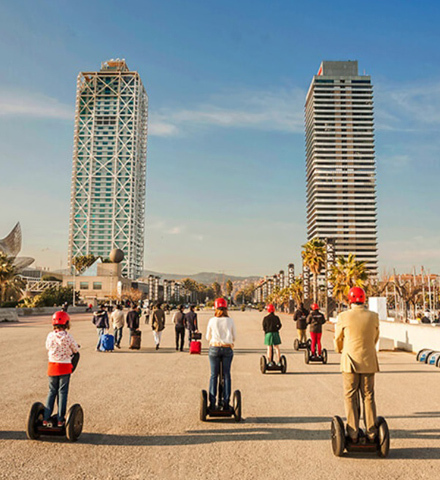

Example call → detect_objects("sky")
0 0 439 277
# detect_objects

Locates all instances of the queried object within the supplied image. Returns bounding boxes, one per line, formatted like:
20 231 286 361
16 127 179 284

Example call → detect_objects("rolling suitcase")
130 330 142 350
190 340 201 354
100 334 115 352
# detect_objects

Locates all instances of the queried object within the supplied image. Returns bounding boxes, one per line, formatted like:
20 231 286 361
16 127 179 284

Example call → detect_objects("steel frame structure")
68 60 148 279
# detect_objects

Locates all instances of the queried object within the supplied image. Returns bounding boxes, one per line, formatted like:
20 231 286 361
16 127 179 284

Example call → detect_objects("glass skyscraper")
68 59 148 279
305 61 378 274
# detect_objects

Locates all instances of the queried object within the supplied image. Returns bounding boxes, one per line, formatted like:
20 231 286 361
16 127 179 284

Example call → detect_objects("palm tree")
288 278 304 307
302 238 326 302
329 254 368 308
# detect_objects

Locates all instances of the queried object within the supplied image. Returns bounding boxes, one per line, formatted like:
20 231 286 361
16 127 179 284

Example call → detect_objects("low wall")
0 309 19 322
0 306 88 320
379 320 440 353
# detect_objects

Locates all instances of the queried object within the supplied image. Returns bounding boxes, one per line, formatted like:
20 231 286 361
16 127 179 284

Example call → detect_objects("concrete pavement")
0 310 439 479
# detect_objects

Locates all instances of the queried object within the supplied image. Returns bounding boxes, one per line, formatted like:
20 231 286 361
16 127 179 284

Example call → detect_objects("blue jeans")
208 347 234 407
96 328 106 349
44 374 71 422
114 327 123 346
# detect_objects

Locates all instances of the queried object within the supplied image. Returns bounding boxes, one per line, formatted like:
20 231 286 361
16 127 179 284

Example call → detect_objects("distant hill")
140 270 261 285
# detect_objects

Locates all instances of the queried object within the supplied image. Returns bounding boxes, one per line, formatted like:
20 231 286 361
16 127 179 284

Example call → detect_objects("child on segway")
262 304 282 366
306 303 326 357
43 311 80 428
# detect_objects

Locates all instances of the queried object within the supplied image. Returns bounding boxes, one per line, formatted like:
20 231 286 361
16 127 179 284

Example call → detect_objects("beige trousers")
297 329 307 343
342 373 377 440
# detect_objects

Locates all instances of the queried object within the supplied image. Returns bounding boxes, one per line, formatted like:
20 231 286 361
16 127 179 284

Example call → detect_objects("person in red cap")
205 298 237 410
262 304 282 366
306 303 326 356
335 286 380 444
43 311 80 427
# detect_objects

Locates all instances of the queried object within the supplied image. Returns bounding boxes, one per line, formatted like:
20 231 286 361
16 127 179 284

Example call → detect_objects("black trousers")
175 325 185 350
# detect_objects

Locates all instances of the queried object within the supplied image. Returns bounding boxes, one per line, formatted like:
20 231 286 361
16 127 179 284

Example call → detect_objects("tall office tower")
305 61 377 274
68 59 148 279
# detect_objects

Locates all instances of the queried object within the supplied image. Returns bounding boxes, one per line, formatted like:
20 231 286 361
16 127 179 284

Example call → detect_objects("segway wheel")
376 416 390 458
331 416 345 457
260 355 267 374
200 390 208 422
307 339 312 348
66 404 84 442
280 355 287 374
425 351 434 364
305 348 310 364
26 402 45 440
436 356 440 368
322 349 328 364
233 390 242 422
293 339 299 351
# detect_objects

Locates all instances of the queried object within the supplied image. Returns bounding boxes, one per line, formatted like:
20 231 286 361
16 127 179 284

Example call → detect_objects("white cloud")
165 226 184 235
375 81 440 132
149 87 306 136
0 89 73 120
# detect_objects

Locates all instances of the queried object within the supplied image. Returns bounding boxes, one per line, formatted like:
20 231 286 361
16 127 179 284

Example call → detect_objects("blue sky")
0 0 439 276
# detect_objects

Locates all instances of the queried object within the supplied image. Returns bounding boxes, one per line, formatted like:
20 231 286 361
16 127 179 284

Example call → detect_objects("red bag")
189 340 201 354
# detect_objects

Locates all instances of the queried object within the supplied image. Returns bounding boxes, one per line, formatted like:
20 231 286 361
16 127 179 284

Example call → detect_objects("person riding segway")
331 287 390 457
200 298 241 422
305 303 327 364
293 302 311 350
260 304 287 374
26 311 84 442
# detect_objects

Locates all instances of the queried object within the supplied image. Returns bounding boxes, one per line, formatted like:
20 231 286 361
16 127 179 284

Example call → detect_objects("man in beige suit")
334 286 380 443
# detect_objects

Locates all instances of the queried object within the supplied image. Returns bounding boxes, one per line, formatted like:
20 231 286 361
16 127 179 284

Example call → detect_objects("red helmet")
311 303 319 311
52 310 70 326
266 304 275 313
214 298 228 309
348 287 366 304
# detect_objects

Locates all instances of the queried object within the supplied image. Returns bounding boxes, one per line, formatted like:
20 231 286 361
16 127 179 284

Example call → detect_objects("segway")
26 352 84 442
200 360 242 422
260 350 287 374
293 338 312 351
305 346 328 364
331 393 390 457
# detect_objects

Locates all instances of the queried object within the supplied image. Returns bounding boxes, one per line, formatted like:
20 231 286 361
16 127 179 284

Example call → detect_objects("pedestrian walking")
111 304 125 349
126 304 140 347
206 298 236 410
294 302 309 343
43 311 80 427
334 287 380 444
151 303 166 350
173 305 186 351
185 305 198 348
307 303 326 356
143 305 151 325
92 304 109 351
262 304 282 366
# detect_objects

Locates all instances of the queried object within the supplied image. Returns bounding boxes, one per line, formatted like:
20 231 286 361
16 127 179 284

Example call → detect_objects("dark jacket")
184 311 198 331
294 307 309 330
93 310 109 329
307 310 326 333
263 313 282 333
126 310 140 330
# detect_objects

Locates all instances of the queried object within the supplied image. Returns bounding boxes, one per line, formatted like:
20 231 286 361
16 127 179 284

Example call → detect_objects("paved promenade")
1 310 440 479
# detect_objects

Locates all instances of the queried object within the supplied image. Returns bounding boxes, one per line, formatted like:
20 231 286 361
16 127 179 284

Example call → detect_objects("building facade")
305 61 378 274
68 59 148 279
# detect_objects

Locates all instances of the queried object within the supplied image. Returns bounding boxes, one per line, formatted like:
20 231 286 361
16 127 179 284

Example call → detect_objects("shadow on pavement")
0 427 329 445
246 416 332 424
390 447 440 460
